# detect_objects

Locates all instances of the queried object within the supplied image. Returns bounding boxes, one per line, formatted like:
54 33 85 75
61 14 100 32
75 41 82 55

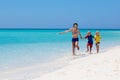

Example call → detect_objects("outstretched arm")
84 35 88 39
59 28 72 34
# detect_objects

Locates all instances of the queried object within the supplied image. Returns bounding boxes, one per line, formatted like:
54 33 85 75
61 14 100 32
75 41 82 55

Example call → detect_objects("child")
94 31 101 53
84 31 94 54
59 23 82 56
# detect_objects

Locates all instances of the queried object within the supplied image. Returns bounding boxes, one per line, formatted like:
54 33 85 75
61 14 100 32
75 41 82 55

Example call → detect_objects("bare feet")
73 53 76 56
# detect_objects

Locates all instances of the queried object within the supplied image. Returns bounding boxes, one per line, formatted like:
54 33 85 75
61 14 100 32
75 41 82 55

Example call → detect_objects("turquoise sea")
0 29 120 80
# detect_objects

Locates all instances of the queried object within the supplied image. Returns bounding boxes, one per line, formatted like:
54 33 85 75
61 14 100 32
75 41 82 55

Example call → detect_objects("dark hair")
73 23 78 27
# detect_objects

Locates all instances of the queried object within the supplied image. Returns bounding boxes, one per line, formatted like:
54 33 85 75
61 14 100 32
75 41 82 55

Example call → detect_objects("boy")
94 31 101 53
59 23 82 56
84 31 94 54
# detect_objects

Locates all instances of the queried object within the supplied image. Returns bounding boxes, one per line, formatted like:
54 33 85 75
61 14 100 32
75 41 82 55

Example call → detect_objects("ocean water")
0 29 120 80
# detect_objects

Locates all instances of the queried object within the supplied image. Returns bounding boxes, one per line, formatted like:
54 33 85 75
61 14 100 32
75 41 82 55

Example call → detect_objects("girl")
94 31 101 53
59 23 82 55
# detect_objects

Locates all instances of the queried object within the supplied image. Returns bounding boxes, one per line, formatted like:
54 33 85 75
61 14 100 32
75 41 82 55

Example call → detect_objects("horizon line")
0 28 119 30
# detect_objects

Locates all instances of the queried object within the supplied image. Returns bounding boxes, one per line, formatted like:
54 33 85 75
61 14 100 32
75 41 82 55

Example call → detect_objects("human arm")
78 30 82 39
84 35 88 39
59 28 72 34
82 35 88 39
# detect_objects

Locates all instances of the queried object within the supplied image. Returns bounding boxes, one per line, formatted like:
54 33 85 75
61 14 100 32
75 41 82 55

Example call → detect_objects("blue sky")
0 0 120 29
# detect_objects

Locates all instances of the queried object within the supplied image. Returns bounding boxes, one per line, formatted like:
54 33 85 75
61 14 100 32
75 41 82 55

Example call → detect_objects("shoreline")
33 46 120 80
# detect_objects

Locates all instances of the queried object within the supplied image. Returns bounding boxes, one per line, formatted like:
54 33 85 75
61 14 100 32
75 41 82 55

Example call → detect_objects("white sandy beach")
33 46 120 80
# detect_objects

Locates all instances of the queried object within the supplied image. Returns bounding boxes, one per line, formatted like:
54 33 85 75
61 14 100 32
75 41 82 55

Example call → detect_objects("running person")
59 23 82 55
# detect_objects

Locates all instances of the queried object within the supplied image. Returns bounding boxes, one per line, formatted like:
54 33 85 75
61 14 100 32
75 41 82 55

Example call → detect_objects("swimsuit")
87 43 93 48
72 32 78 34
72 30 79 42
96 42 100 46
85 35 94 48
72 38 79 42
94 35 101 44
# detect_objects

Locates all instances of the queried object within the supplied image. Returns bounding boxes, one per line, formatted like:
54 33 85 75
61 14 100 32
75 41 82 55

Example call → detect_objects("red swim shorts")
87 43 93 48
